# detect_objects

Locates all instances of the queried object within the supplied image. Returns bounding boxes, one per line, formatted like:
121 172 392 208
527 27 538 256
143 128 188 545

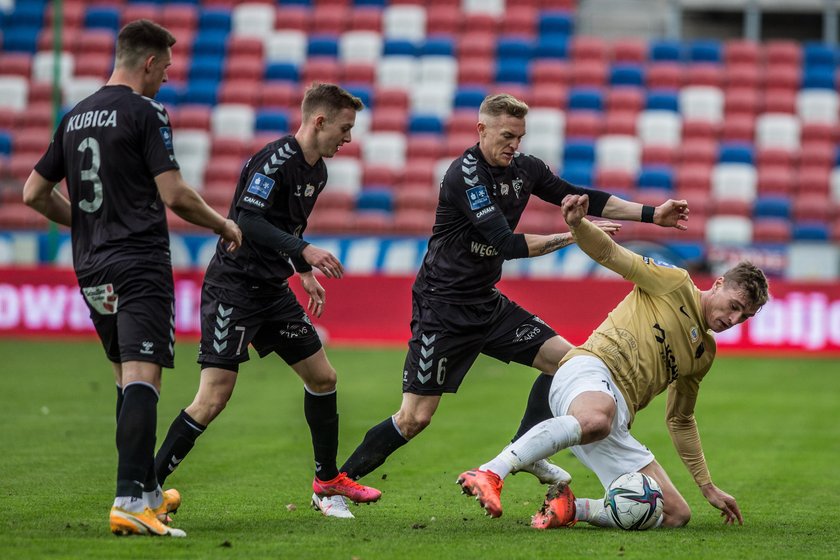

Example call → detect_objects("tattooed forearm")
539 233 573 255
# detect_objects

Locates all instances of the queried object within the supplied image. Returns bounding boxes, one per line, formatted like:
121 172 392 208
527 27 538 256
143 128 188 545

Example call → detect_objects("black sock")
340 417 408 481
154 409 205 486
305 387 339 481
116 383 158 498
511 373 554 442
115 385 124 424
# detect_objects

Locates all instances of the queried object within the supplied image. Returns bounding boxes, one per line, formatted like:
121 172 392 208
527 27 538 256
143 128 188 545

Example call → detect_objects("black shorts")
197 282 322 372
77 261 175 368
401 292 557 395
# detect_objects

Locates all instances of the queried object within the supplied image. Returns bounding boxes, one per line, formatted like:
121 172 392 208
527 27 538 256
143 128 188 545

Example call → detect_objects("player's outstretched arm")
23 171 72 227
700 483 743 525
600 196 690 230
301 244 344 279
523 220 621 257
155 169 241 250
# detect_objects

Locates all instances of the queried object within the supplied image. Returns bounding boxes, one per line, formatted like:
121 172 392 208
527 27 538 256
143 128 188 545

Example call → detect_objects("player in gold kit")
458 193 768 529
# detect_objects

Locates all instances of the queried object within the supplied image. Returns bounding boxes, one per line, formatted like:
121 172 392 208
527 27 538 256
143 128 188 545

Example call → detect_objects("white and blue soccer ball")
604 472 664 530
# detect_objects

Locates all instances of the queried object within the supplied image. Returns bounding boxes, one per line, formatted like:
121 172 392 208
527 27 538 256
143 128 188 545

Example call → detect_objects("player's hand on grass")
299 271 326 317
700 483 743 526
217 218 242 251
561 194 589 227
302 244 344 279
654 199 690 231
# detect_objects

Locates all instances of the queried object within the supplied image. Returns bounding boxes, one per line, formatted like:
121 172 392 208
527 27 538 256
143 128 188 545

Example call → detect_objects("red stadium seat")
353 211 393 235
646 63 683 89
564 110 603 139
675 188 711 218
218 80 259 106
571 60 607 87
0 203 49 229
75 30 115 57
676 164 712 191
595 168 634 189
0 53 32 78
37 28 80 52
797 167 830 196
506 7 538 38
793 193 834 223
403 158 438 187
224 55 264 82
457 31 496 59
757 148 796 169
370 107 407 133
161 4 198 32
302 58 341 85
801 123 836 145
342 62 376 85
603 111 637 135
0 109 16 130
47 2 84 30
275 6 310 32
228 37 264 59
764 64 800 92
516 208 555 235
394 185 439 211
679 139 717 166
121 3 159 27
363 164 399 188
570 36 609 63
724 88 760 117
462 13 498 37
427 5 462 36
720 114 755 143
393 208 435 236
607 87 644 113
531 60 570 86
260 82 303 110
374 88 409 110
211 137 249 159
406 136 443 161
641 145 676 166
724 63 761 90
762 88 797 114
9 152 43 182
172 105 211 130
799 141 835 170
447 110 478 135
765 40 801 66
315 190 356 211
708 197 751 218
74 54 112 79
443 133 478 158
611 38 647 63
757 165 795 196
312 4 349 35
529 83 568 110
18 104 53 132
681 120 718 142
350 7 383 32
752 218 792 243
458 57 494 86
724 39 761 66
685 63 724 88
208 156 247 185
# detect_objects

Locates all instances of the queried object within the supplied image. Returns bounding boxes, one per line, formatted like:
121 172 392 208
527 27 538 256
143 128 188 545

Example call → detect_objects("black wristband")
641 205 655 223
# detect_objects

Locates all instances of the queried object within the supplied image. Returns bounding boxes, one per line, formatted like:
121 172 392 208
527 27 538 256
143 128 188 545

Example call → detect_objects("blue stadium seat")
753 196 792 219
803 42 836 68
497 37 534 60
650 40 684 62
495 59 530 84
538 11 574 36
357 189 394 212
534 35 568 59
561 164 593 187
156 84 181 107
84 6 121 32
689 40 722 62
264 62 299 82
801 68 835 89
198 9 232 33
182 81 218 106
453 87 487 109
645 90 679 112
2 27 40 52
282 0 313 5
192 32 228 56
568 89 604 111
254 110 289 133
718 142 754 165
563 140 596 165
356 0 387 5
308 35 339 57
189 55 224 82
0 131 12 156
610 64 645 87
793 221 829 241
383 39 417 57
421 37 455 57
345 86 372 108
8 2 47 28
408 114 443 134
637 166 674 191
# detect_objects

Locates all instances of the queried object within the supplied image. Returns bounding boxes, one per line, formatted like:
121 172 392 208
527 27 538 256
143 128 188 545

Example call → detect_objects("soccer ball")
604 472 664 530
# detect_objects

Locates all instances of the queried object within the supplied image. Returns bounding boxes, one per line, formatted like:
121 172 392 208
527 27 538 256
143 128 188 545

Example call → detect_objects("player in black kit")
23 20 241 537
337 94 691 501
153 83 381 520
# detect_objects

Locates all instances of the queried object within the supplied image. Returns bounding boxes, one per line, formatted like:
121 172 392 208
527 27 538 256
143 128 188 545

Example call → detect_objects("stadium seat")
427 5 462 37
705 215 752 245
422 37 456 58
641 145 676 166
765 40 801 66
362 164 399 189
753 196 791 219
32 51 74 83
763 88 797 114
383 4 426 41
571 59 607 87
685 63 724 88
274 5 310 33
457 30 496 59
676 164 712 191
595 168 635 190
0 76 28 111
302 58 341 84
792 221 829 241
265 31 308 65
757 164 795 196
192 31 229 57
232 3 275 37
800 141 835 170
724 64 761 91
637 166 674 191
254 110 289 135
565 111 603 139
563 140 596 168
637 110 682 147
803 42 836 67
689 40 722 63
609 64 645 87
611 38 647 63
538 11 574 36
567 88 603 112
801 67 835 90
718 142 754 165
711 163 757 202
756 113 800 151
796 89 839 124
764 64 800 92
363 132 406 169
679 86 723 123
752 218 792 243
419 56 458 87
161 3 199 33
646 63 683 90
63 77 104 108
308 35 340 58
724 40 761 66
595 135 641 173
376 56 418 89
570 36 609 63
393 207 436 236
311 4 348 36
495 59 530 84
410 83 455 118
798 167 830 196
606 87 644 113
724 88 760 117
84 6 120 33
649 40 684 62
645 90 679 112
325 157 362 195
720 115 756 143
793 193 834 223
407 115 444 135
339 31 383 64
458 57 494 85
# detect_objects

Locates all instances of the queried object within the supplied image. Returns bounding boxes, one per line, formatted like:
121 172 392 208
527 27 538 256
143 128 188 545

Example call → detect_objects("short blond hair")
478 94 529 119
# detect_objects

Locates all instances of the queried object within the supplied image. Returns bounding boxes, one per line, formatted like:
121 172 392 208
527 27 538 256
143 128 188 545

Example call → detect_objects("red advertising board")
2 266 840 353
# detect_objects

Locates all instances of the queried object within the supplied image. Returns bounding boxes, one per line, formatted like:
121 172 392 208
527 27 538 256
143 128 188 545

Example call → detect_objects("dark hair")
116 19 176 68
301 82 364 121
479 93 529 119
723 261 770 308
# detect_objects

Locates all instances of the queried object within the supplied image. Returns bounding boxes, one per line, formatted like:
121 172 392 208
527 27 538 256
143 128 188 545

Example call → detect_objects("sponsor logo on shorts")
82 283 119 315
513 324 541 343
280 324 310 339
140 341 154 355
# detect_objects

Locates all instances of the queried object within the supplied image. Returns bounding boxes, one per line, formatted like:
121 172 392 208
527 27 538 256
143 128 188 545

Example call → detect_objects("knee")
662 502 692 528
190 391 232 425
306 369 337 394
576 413 612 443
394 408 432 439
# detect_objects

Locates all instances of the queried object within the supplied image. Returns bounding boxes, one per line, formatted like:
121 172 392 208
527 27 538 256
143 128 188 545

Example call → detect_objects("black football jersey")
34 85 179 276
203 135 326 291
413 144 608 304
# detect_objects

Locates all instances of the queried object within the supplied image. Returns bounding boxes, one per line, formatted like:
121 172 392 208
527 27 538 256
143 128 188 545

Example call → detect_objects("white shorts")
549 355 655 489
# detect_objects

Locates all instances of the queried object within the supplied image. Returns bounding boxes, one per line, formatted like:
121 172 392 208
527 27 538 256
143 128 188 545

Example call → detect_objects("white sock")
575 498 617 528
113 496 145 513
144 486 163 510
480 416 582 479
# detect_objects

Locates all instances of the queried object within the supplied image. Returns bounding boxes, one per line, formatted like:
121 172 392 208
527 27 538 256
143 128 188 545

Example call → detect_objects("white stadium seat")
325 157 362 195
410 83 455 118
796 89 839 124
711 163 758 202
32 51 74 83
830 167 840 203
211 104 255 141
232 3 276 37
706 215 753 245
418 56 458 87
363 131 407 169
339 31 383 64
63 77 104 108
595 134 641 173
462 0 506 17
0 75 29 111
264 31 308 65
376 56 418 89
383 4 427 41
637 110 682 147
756 113 800 151
680 85 724 123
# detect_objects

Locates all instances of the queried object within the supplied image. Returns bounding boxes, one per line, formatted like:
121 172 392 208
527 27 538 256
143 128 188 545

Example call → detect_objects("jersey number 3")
77 137 103 213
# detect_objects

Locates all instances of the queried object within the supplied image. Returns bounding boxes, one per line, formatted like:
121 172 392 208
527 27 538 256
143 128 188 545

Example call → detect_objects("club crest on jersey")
466 185 491 210
247 173 275 199
500 182 509 195
512 177 523 198
304 183 315 197
159 127 173 151
690 326 699 343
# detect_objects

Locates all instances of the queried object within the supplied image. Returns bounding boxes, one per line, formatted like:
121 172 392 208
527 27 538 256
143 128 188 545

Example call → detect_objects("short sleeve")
34 116 69 183
139 97 180 177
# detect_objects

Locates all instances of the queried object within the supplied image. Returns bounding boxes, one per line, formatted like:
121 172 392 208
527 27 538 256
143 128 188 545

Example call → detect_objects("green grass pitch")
0 339 838 559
